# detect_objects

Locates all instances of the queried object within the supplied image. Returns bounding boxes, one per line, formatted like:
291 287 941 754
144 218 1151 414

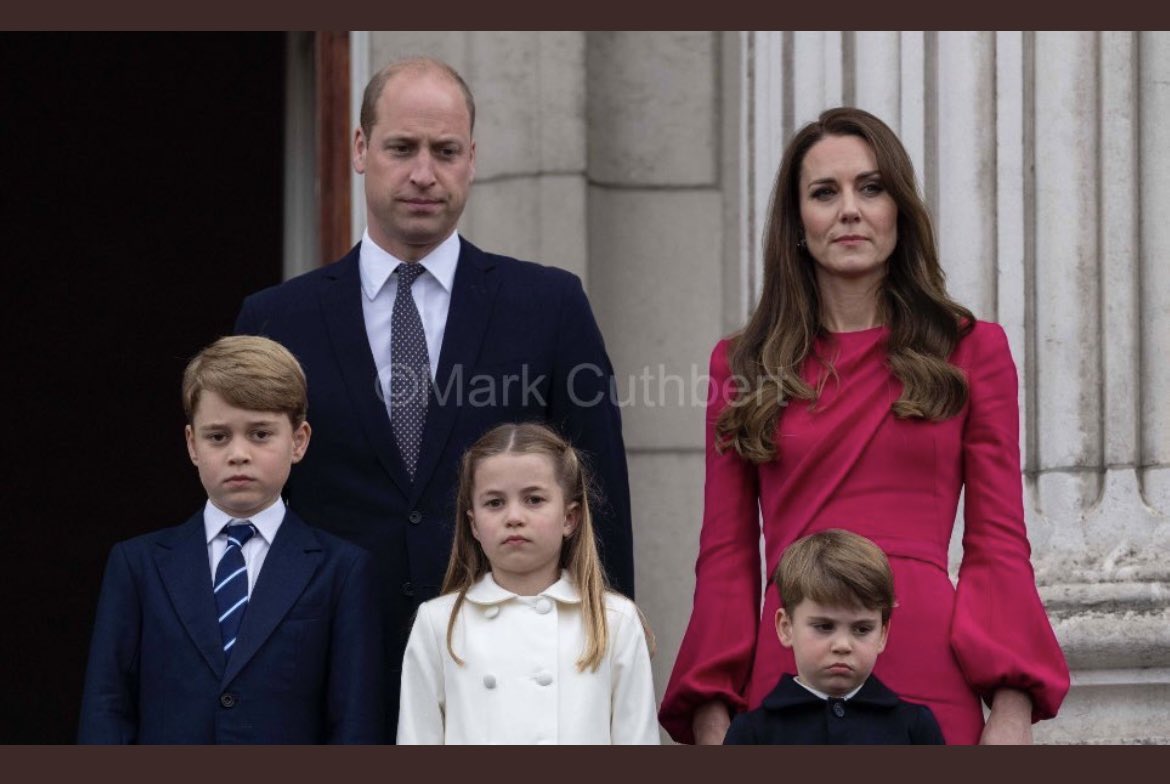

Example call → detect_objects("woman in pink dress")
659 107 1069 744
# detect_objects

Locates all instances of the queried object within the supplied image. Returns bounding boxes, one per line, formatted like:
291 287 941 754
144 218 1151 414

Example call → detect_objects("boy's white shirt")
793 675 866 701
202 496 285 594
397 570 660 745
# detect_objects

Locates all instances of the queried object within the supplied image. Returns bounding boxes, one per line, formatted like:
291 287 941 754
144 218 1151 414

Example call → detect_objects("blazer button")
534 597 552 614
484 605 500 619
408 511 423 525
483 674 497 689
220 693 236 709
534 672 553 686
402 581 415 597
832 701 845 718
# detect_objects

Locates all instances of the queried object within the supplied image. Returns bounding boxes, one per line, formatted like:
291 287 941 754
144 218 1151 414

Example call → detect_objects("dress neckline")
822 324 888 340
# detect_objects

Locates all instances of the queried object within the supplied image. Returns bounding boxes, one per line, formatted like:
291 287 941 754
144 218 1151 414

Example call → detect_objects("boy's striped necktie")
214 521 256 659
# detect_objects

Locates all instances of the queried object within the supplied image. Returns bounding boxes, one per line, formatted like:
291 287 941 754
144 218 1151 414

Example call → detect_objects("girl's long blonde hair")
441 422 648 671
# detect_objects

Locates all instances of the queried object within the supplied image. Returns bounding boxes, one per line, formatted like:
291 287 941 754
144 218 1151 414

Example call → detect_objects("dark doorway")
0 33 286 742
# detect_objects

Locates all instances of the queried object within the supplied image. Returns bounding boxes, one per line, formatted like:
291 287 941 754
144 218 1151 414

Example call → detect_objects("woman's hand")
980 688 1034 744
693 701 731 745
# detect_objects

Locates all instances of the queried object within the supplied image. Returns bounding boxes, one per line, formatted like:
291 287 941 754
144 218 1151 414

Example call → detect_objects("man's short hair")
182 335 308 426
359 56 476 140
773 529 895 624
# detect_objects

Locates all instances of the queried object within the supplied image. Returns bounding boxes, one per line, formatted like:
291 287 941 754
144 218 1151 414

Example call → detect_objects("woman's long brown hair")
718 107 974 463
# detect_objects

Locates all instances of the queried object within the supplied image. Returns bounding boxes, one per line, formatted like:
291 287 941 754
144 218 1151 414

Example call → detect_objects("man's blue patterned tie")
390 262 432 478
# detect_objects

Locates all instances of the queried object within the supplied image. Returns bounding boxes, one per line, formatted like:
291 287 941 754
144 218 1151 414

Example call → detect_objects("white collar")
793 675 865 702
463 571 581 606
202 496 285 546
358 228 460 301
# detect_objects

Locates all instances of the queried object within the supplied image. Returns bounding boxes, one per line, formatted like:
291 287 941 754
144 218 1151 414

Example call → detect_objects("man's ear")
353 127 368 175
877 619 889 655
775 608 795 648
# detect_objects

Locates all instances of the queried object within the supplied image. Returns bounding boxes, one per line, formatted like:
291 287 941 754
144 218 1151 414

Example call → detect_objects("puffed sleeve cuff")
950 574 1069 720
949 322 1070 721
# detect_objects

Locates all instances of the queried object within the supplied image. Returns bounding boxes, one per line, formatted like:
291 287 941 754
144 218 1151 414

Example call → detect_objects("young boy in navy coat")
724 529 944 745
78 336 383 743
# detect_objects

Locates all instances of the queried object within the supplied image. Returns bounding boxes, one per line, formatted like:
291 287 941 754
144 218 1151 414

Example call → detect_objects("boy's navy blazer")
233 239 633 731
723 674 945 745
78 508 383 744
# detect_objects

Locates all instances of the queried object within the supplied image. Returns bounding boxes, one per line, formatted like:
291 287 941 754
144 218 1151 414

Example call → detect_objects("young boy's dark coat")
78 508 383 743
723 673 945 745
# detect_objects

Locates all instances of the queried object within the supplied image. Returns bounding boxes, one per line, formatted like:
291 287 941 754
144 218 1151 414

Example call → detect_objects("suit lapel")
318 247 411 495
153 511 224 681
222 509 322 687
410 240 498 500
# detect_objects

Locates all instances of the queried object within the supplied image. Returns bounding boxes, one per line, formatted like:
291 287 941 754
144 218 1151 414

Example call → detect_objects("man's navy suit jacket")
723 674 946 745
233 239 634 733
77 508 383 743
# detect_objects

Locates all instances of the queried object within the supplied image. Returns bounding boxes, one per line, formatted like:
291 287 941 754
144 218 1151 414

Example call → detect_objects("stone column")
584 32 726 717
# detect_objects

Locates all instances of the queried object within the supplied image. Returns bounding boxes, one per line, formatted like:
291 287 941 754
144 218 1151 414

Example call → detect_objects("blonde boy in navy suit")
79 336 383 743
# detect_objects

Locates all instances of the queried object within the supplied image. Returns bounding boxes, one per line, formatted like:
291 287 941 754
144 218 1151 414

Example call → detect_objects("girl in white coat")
397 422 659 744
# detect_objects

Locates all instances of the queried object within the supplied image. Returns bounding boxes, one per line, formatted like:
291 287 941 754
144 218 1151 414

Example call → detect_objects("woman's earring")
797 234 807 250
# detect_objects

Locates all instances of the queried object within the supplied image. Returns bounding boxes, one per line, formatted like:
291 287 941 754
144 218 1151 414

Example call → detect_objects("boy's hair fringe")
773 529 896 624
182 335 307 425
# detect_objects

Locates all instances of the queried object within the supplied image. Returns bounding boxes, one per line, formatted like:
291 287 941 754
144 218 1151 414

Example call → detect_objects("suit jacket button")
534 597 552 614
408 511 423 525
402 581 414 597
534 672 553 686
483 674 497 689
484 605 500 619
220 693 236 709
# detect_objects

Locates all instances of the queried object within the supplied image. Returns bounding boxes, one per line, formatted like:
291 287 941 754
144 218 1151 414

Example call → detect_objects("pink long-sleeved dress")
659 322 1069 744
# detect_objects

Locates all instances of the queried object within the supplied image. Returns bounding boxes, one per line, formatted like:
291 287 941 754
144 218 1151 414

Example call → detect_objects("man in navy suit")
234 57 633 736
78 336 383 743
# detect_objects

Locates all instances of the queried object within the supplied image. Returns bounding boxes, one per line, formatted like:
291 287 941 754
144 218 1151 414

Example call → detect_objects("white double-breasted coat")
397 571 659 744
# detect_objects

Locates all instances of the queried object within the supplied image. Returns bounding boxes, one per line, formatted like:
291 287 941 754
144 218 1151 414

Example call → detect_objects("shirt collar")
761 673 900 711
463 570 581 605
358 228 460 301
202 496 285 546
793 675 865 702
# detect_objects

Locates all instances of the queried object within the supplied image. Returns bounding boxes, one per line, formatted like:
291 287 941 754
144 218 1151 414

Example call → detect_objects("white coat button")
534 672 553 686
483 674 497 689
484 605 500 619
534 597 552 614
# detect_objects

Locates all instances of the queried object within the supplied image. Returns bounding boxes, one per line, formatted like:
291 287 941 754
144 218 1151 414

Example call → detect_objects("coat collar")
154 511 226 680
463 570 581 605
408 238 498 501
221 508 323 687
151 507 325 687
318 239 500 501
760 673 901 711
318 244 411 496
